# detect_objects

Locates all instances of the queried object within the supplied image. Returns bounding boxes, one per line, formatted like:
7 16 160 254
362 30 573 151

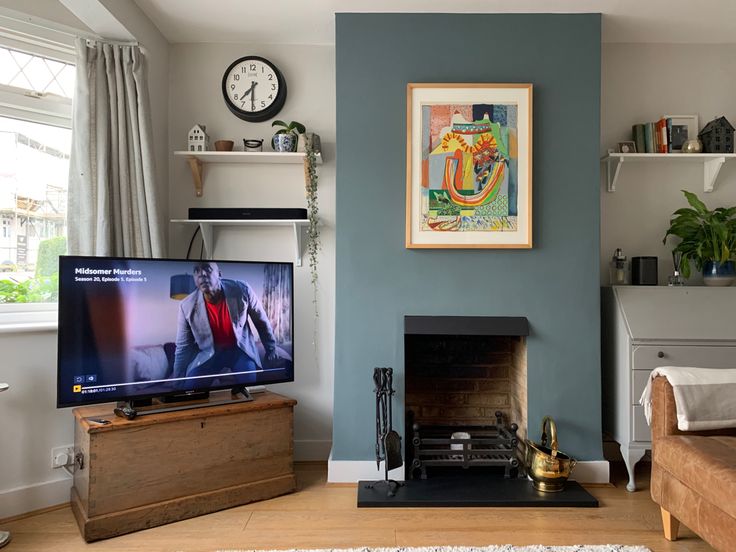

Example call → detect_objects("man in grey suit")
173 261 278 385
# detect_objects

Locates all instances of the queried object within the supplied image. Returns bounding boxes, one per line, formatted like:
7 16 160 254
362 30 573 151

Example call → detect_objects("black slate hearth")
357 470 598 508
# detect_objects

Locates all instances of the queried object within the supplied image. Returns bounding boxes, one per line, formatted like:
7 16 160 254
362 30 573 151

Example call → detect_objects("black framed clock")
221 56 287 122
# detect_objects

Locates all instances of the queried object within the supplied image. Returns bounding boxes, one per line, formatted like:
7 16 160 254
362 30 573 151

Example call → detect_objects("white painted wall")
168 43 336 461
601 43 736 285
0 331 75 519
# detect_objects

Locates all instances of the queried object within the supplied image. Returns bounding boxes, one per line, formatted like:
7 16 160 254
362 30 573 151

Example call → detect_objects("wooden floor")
3 462 713 552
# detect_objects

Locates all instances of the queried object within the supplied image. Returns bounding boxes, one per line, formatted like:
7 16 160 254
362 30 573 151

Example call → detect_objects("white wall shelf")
174 151 323 197
171 219 309 266
601 153 736 193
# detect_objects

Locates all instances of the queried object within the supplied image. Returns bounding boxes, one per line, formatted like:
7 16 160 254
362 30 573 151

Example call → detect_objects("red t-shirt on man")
204 297 237 349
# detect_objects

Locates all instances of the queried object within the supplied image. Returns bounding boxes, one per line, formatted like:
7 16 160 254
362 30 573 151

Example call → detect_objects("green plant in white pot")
663 190 736 286
271 120 305 152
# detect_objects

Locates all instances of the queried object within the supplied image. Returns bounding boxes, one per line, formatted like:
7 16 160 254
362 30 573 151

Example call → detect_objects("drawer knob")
657 351 665 358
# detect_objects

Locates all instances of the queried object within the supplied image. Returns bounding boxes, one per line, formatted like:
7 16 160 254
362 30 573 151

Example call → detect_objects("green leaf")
271 120 287 128
292 122 306 134
683 190 708 214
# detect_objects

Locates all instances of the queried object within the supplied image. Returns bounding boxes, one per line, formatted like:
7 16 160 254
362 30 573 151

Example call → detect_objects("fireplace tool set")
366 367 404 497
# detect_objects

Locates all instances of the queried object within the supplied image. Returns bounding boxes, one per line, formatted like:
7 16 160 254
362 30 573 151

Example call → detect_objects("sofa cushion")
654 433 736 519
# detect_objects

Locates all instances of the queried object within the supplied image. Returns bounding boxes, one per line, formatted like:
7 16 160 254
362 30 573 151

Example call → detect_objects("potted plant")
271 120 305 152
663 190 736 286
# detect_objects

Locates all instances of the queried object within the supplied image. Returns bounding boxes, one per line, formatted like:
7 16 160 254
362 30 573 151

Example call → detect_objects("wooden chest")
71 391 296 541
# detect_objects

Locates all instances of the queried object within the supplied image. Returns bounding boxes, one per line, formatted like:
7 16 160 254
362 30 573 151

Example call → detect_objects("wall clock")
221 56 287 122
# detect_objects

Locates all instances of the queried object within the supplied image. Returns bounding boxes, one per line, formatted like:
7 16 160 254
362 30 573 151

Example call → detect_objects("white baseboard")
327 450 404 483
569 461 610 484
327 453 610 485
0 477 71 520
294 439 331 462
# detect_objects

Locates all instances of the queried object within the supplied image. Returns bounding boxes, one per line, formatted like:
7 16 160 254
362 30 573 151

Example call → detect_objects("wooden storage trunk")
71 391 296 541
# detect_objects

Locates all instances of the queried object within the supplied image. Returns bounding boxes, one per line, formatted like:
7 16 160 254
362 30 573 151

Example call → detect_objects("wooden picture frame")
406 83 533 249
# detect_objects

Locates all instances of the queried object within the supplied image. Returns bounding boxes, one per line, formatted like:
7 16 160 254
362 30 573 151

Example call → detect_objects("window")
0 25 73 309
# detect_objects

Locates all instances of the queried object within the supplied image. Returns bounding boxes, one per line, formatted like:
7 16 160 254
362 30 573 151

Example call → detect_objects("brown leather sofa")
649 376 736 551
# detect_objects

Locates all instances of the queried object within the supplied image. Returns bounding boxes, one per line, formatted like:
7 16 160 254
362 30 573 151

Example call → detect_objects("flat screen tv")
57 256 294 408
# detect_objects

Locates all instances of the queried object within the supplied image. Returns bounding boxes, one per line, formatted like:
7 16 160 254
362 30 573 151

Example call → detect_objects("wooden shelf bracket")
187 156 204 197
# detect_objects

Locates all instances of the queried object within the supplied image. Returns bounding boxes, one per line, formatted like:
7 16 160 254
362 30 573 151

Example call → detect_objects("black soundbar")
188 208 307 220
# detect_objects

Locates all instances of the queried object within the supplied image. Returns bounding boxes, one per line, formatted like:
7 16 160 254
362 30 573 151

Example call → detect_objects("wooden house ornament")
188 124 209 152
698 116 734 154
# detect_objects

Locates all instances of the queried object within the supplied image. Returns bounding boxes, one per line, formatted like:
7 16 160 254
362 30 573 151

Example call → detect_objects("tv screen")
57 256 294 408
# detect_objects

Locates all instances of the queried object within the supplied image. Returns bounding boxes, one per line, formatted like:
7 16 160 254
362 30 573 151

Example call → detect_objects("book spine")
656 118 668 153
644 123 655 153
666 118 673 153
632 124 646 154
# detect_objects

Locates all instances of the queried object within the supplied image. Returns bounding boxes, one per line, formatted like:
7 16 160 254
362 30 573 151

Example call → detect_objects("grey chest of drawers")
602 286 736 492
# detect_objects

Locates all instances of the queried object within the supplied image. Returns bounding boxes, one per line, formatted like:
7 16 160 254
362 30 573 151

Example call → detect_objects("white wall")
168 43 336 461
601 43 736 285
0 331 75 519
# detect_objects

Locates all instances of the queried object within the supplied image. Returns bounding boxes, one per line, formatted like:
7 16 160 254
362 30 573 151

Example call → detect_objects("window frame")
0 16 74 331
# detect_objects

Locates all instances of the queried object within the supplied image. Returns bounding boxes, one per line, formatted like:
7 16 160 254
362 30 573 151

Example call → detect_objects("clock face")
221 56 287 122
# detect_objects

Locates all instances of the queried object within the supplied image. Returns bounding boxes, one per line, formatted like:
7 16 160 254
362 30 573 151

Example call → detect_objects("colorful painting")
406 84 532 248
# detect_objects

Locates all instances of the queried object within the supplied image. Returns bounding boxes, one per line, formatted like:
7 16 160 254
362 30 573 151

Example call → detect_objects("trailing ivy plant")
662 190 736 278
303 141 320 319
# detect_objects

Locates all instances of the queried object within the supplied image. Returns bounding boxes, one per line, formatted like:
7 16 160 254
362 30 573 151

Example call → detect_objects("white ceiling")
133 0 736 45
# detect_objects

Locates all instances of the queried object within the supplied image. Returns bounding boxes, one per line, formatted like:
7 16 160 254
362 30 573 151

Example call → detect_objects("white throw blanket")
640 366 736 431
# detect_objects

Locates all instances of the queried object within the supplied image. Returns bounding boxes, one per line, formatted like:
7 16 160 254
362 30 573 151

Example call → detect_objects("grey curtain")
68 38 164 257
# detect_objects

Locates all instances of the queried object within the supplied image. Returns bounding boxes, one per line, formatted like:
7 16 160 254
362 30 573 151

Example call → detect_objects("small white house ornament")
188 125 209 152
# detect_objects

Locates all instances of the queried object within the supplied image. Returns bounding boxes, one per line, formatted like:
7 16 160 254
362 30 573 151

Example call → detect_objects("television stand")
71 390 297 541
113 386 253 420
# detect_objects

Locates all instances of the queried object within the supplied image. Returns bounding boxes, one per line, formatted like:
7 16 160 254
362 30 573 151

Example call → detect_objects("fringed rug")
219 546 651 552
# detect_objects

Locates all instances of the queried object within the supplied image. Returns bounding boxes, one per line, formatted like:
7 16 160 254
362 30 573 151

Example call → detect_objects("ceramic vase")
702 260 736 286
272 133 297 152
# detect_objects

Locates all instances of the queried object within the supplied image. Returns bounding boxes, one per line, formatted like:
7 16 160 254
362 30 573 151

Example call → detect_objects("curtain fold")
68 38 164 258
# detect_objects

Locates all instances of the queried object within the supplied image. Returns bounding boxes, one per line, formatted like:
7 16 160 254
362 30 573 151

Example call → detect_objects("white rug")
219 546 650 552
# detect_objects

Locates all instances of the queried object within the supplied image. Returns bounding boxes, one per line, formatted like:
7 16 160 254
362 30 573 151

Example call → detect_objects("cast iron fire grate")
408 411 522 480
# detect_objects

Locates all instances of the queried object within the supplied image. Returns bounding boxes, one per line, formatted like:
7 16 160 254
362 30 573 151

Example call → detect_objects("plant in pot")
663 190 736 286
271 120 305 152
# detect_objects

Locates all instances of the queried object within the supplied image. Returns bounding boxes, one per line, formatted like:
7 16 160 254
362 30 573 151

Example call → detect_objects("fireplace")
404 316 528 480
356 315 598 508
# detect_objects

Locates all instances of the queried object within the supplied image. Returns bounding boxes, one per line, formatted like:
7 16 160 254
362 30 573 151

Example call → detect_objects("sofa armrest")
651 376 679 440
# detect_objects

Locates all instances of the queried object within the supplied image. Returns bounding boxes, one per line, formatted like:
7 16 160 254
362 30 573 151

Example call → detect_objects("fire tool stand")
364 367 404 497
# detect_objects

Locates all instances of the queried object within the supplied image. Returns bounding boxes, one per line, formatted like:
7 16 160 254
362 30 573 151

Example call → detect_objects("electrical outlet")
51 445 74 469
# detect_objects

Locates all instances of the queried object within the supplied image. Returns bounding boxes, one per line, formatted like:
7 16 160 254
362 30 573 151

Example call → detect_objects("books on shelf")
630 116 680 154
632 124 645 153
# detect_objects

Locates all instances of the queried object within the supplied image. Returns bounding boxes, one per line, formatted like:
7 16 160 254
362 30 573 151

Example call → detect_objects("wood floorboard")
3 462 714 552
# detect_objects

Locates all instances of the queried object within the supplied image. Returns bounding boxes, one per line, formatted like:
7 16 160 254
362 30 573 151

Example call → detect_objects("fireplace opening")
404 322 528 480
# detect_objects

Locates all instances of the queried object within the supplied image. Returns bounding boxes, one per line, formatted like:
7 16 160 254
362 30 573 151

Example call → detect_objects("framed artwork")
406 83 533 249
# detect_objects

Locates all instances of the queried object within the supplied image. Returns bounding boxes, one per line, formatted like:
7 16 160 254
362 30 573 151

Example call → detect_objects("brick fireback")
405 334 527 441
